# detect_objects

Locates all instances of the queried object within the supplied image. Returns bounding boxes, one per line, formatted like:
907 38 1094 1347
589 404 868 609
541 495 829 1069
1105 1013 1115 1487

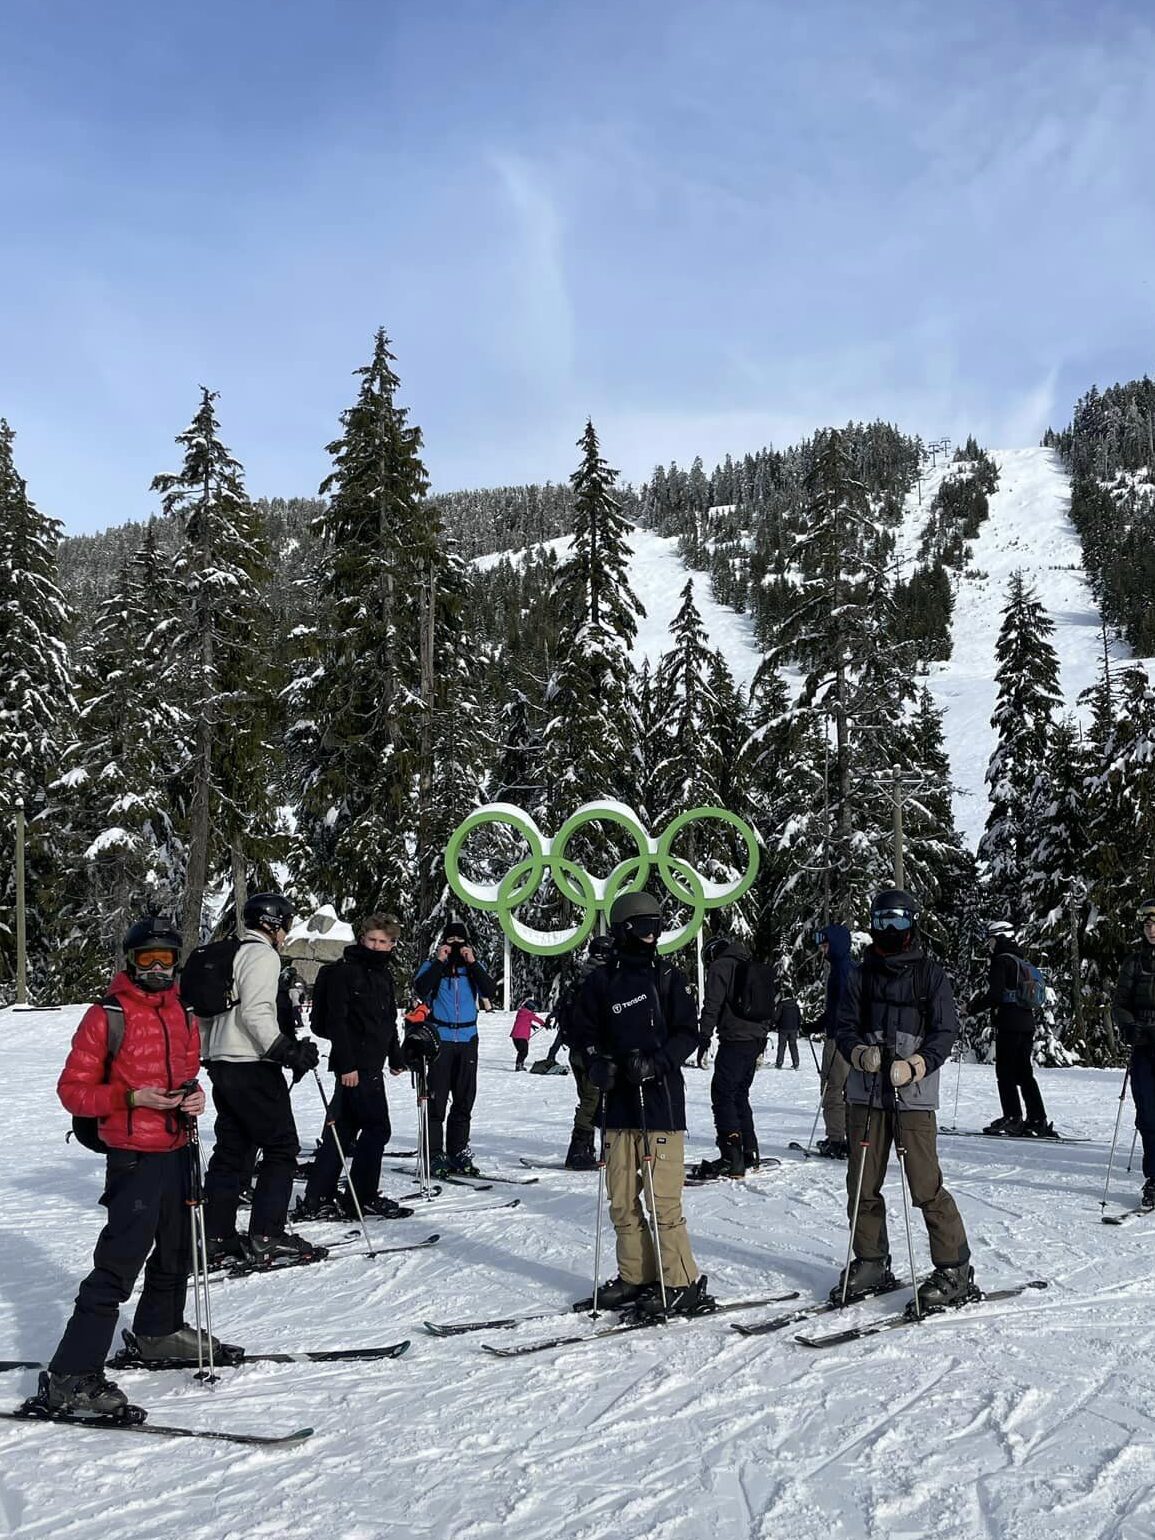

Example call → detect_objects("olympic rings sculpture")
444 800 760 957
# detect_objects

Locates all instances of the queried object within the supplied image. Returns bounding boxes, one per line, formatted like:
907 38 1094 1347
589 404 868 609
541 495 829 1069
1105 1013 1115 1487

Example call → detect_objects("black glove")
625 1049 667 1086
403 1021 441 1068
586 1055 617 1091
264 1034 319 1081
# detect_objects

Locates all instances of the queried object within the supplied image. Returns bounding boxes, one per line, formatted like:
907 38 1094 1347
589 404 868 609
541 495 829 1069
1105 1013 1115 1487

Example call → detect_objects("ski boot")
830 1253 897 1305
431 1154 453 1180
634 1275 716 1320
910 1263 979 1316
581 1276 654 1311
1023 1118 1057 1139
1142 1178 1155 1211
37 1369 131 1418
292 1196 345 1222
357 1193 413 1219
744 1139 761 1172
564 1130 598 1171
204 1231 246 1269
448 1149 482 1178
129 1324 245 1368
983 1115 1023 1136
817 1138 849 1160
244 1231 329 1268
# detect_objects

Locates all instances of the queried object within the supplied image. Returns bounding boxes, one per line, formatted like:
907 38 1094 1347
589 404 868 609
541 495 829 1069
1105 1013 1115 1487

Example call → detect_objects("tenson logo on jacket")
612 992 648 1015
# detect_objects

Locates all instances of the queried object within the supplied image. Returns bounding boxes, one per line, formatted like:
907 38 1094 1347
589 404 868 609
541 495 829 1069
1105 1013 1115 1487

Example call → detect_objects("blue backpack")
1003 957 1046 1010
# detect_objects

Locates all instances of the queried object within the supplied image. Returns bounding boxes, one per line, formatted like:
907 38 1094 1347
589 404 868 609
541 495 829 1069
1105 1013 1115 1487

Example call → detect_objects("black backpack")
732 959 777 1024
179 936 257 1016
69 996 127 1153
308 961 338 1039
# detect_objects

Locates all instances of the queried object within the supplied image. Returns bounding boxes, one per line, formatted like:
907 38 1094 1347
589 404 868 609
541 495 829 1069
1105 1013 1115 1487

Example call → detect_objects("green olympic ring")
444 801 760 956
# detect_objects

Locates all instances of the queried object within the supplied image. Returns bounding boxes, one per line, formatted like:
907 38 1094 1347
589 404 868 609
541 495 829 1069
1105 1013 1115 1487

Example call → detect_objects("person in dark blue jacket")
413 921 497 1178
816 923 853 1157
571 891 710 1318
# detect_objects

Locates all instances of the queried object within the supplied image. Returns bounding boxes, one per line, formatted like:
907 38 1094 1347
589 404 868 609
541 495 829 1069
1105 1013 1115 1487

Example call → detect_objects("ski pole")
892 1105 922 1321
311 1070 376 1256
801 1037 828 1155
591 1089 610 1320
184 1113 216 1385
841 1071 879 1307
1126 1127 1139 1174
950 1042 963 1132
1100 1065 1131 1211
807 1034 822 1075
413 1060 435 1201
637 1084 668 1315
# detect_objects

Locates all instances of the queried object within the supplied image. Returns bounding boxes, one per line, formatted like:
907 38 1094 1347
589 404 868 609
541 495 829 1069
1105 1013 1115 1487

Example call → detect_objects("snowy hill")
2 1006 1150 1539
898 447 1120 849
479 446 1113 850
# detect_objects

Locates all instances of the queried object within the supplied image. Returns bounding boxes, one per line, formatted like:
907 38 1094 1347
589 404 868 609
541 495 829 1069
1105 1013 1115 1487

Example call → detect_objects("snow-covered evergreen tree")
977 571 1062 926
152 388 279 946
0 419 75 997
51 521 187 989
287 329 433 919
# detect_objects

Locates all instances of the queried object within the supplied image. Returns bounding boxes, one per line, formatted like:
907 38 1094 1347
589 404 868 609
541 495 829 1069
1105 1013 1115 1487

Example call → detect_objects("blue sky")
3 0 1155 534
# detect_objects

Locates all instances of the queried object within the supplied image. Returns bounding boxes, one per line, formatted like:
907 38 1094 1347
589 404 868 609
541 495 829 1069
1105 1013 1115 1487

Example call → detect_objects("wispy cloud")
489 150 575 383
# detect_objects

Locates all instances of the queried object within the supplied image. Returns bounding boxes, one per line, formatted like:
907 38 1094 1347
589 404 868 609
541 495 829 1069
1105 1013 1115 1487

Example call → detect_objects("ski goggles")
133 948 178 968
1139 907 1155 924
623 915 663 938
870 909 914 933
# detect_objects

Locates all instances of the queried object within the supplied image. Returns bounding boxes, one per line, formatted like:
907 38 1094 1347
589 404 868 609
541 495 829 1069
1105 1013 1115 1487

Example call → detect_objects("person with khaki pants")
573 890 708 1318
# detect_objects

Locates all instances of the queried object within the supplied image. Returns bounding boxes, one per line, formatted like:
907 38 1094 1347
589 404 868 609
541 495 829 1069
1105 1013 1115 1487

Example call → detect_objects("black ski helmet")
869 888 919 938
608 890 663 939
243 892 294 936
1138 899 1155 924
122 914 182 993
587 934 614 963
703 935 730 966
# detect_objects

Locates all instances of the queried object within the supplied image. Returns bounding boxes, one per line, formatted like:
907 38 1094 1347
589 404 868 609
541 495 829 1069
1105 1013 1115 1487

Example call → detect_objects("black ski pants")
427 1037 479 1158
1130 1048 1155 1180
204 1060 299 1240
513 1040 529 1068
995 1032 1046 1124
775 1026 800 1068
304 1073 393 1207
710 1039 764 1148
51 1147 191 1374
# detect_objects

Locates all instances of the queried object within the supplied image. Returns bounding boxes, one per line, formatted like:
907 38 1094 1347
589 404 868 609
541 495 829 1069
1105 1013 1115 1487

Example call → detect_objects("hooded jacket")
413 951 498 1043
968 938 1034 1035
821 924 853 1038
697 941 773 1052
835 943 958 1111
57 973 200 1152
570 949 698 1130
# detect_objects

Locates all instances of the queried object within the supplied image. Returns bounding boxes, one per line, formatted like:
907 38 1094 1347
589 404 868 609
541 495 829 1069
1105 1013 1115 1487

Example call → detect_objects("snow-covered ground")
2 1005 1152 1540
898 446 1119 849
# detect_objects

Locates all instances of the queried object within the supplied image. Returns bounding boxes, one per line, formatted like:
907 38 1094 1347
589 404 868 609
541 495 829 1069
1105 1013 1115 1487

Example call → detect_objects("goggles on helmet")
132 948 178 969
1139 904 1155 923
871 908 914 933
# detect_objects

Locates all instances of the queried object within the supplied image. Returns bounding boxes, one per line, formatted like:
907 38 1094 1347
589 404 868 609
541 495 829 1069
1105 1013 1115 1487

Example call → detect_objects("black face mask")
619 932 658 960
872 928 909 956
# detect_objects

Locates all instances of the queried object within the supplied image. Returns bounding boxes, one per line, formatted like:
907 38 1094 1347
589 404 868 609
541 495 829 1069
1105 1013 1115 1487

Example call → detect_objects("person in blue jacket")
816 923 853 1158
413 921 497 1178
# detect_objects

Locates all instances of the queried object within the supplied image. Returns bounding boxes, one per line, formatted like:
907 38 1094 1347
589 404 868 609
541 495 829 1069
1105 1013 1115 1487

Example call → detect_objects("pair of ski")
1101 1204 1155 1226
426 1290 804 1355
0 1337 412 1376
940 1126 1089 1145
211 1231 441 1282
387 1164 539 1192
684 1159 783 1187
736 1278 1049 1347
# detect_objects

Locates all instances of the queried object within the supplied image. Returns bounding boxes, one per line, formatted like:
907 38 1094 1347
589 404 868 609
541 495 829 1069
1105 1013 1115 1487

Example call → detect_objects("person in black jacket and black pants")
296 913 407 1220
571 891 710 1318
968 921 1053 1137
696 936 774 1176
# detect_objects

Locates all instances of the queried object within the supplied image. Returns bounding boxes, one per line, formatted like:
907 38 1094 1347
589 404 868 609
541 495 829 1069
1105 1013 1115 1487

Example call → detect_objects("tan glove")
889 1054 927 1088
851 1044 882 1074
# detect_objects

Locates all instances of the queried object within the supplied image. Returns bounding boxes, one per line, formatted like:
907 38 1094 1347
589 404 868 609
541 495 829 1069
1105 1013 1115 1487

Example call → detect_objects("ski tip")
286 1427 315 1442
426 1234 441 1244
392 1341 412 1357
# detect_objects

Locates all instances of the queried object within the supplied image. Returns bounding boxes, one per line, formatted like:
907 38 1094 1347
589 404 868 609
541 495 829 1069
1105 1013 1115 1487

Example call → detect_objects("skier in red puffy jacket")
42 916 229 1418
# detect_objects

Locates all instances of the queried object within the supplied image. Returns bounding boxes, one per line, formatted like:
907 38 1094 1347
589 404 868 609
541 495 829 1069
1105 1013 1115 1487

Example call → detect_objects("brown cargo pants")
845 1105 969 1268
605 1129 698 1288
821 1036 849 1141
